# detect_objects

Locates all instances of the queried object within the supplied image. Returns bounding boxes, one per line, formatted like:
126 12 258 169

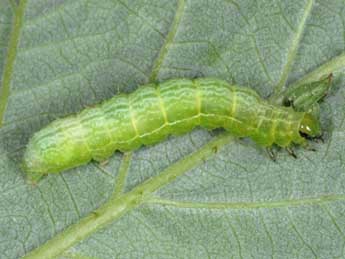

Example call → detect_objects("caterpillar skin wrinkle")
23 78 321 181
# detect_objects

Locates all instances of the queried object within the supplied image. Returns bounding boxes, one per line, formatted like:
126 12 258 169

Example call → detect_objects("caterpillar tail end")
20 160 44 184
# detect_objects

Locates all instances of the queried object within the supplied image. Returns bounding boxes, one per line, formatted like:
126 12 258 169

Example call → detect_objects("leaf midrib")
22 134 234 259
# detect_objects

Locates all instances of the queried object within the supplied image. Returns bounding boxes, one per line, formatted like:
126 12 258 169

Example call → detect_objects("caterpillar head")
299 113 321 138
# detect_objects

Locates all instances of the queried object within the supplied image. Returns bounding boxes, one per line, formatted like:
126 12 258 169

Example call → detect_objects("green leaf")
1 0 345 258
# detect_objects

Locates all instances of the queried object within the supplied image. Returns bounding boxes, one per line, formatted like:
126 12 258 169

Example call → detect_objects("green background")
0 0 345 258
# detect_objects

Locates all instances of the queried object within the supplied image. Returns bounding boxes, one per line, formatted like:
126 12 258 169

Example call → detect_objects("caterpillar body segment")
23 78 321 181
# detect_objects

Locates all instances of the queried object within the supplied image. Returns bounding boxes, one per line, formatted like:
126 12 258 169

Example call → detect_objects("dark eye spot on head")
299 131 311 139
299 131 324 141
283 97 295 108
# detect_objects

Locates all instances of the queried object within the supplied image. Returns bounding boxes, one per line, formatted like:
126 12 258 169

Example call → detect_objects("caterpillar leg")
266 148 277 162
303 143 317 152
27 172 45 185
192 71 205 79
286 147 297 159
312 134 324 144
92 148 115 164
306 145 317 152
22 162 45 184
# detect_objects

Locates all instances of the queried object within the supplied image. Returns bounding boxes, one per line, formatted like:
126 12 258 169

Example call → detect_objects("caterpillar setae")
23 78 322 181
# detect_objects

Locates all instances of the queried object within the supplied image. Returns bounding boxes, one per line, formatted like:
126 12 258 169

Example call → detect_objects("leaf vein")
22 134 233 259
0 0 27 127
145 194 345 209
149 0 186 81
272 0 314 98
250 35 274 84
112 152 133 198
286 210 318 258
59 174 81 218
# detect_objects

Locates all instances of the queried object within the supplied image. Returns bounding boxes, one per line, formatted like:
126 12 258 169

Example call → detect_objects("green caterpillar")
23 78 322 181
